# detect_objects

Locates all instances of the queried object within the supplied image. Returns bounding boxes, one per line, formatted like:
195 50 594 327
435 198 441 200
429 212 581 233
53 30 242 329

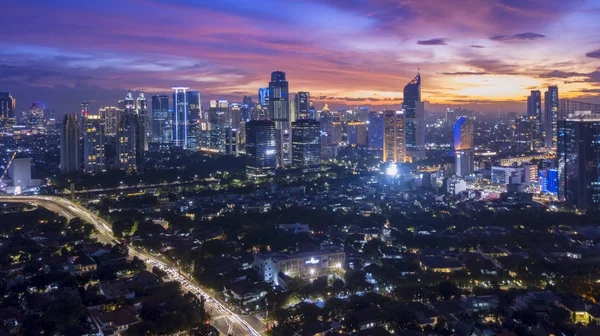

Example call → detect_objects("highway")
0 195 264 336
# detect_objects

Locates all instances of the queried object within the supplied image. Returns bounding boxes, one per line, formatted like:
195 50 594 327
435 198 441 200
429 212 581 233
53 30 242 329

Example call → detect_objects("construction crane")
0 151 17 185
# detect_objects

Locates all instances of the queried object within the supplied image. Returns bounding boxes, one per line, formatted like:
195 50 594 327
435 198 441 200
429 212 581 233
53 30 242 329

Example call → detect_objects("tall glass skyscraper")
368 111 384 150
172 87 189 148
558 113 600 210
0 92 15 119
245 120 277 178
268 71 290 129
291 119 321 167
383 110 405 163
60 114 80 173
527 90 543 148
402 73 424 157
151 95 169 144
295 92 310 120
454 116 474 177
83 114 105 174
545 86 559 150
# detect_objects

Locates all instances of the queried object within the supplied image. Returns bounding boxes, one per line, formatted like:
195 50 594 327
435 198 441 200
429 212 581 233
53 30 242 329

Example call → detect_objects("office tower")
558 108 600 210
259 87 270 108
331 121 343 145
445 108 456 126
60 114 81 173
186 90 201 120
209 100 230 152
403 72 424 155
295 92 310 120
83 114 105 173
319 109 334 160
454 116 473 150
368 111 384 150
539 169 558 195
135 93 149 151
28 102 45 131
117 108 144 172
383 110 405 163
545 86 559 150
347 121 367 147
151 95 169 143
309 101 316 120
242 96 253 121
268 71 290 130
454 116 474 177
172 87 190 148
243 95 253 107
81 101 89 117
359 107 369 123
527 90 543 148
245 120 277 178
225 127 238 156
291 119 321 167
0 93 15 119
99 106 119 136
277 129 292 167
515 116 536 153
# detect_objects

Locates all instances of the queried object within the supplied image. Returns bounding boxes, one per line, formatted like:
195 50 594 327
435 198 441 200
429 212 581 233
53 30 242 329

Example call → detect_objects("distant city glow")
386 163 398 176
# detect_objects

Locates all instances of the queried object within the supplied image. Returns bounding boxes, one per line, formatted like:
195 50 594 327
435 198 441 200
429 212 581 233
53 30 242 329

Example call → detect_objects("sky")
2 0 600 114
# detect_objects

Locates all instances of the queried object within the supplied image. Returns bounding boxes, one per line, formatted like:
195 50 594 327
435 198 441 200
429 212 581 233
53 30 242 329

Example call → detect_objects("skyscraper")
319 109 335 160
0 93 15 119
295 92 310 120
99 106 119 137
172 87 189 148
347 122 367 147
258 87 270 108
83 114 105 173
28 102 45 131
225 127 238 156
136 93 148 151
515 116 536 153
151 95 169 143
268 71 290 130
368 111 384 150
544 86 559 150
245 120 277 178
403 72 424 158
209 100 230 152
558 111 600 210
383 110 405 163
454 116 474 177
60 114 80 173
81 101 89 117
291 119 321 167
117 107 144 172
527 90 543 148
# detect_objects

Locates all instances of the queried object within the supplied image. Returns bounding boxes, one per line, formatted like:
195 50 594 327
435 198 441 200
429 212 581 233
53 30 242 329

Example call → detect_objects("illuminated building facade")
83 114 105 173
172 87 189 148
454 116 474 177
527 90 543 148
545 86 559 150
0 92 15 119
60 114 81 173
151 95 170 143
368 111 384 150
383 110 405 163
291 119 321 167
403 73 425 158
245 120 277 178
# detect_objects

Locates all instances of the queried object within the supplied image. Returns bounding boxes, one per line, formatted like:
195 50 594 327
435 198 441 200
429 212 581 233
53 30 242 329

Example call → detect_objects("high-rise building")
60 114 81 173
515 115 536 153
81 101 89 118
295 92 310 120
347 121 367 147
403 73 424 156
558 110 600 210
527 90 543 148
454 116 474 177
544 86 559 150
258 87 270 108
245 120 277 178
268 71 290 130
319 109 335 160
225 127 238 156
117 108 144 172
368 111 384 150
151 95 169 143
208 100 230 152
187 90 201 121
0 93 15 119
99 106 119 136
172 87 190 148
383 110 405 163
83 114 105 173
28 102 45 131
291 119 321 167
445 108 456 126
135 93 148 151
454 116 474 151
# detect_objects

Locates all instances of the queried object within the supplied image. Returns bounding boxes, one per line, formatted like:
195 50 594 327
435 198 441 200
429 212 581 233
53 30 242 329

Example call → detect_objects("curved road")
0 195 264 336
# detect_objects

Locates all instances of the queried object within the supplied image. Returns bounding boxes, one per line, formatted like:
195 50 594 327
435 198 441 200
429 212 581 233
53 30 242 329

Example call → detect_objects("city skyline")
2 0 600 113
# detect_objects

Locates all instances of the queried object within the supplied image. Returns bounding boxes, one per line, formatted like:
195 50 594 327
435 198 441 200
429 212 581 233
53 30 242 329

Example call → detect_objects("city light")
386 163 398 176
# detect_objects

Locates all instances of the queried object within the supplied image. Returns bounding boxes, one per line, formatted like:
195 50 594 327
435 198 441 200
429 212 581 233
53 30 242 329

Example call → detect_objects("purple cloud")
490 32 545 41
586 49 600 59
417 38 448 46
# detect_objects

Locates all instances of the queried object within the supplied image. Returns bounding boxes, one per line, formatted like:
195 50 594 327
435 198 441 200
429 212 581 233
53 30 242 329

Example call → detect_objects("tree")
438 281 461 300
42 296 87 332
152 266 168 279
112 219 134 238
344 270 372 293
331 278 345 296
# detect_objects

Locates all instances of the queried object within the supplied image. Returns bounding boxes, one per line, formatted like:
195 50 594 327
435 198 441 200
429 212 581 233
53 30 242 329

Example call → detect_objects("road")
0 195 264 336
